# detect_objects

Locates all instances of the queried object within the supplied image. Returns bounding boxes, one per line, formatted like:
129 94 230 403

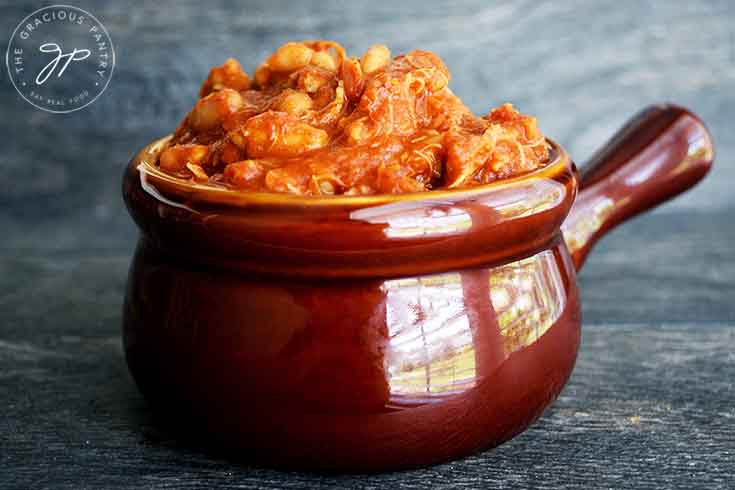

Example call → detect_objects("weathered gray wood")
1 0 734 488
1 211 733 490
1 0 735 216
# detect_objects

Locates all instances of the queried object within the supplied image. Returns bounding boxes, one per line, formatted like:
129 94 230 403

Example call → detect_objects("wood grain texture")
1 1 734 215
1 212 734 489
1 0 734 488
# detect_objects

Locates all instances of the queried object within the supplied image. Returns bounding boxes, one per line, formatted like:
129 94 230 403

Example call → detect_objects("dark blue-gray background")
1 1 733 489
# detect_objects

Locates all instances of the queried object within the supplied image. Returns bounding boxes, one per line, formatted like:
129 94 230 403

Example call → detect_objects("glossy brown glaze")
124 238 580 471
124 139 576 278
562 104 714 269
122 103 713 472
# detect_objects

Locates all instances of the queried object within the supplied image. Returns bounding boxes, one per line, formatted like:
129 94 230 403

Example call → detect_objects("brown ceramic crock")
122 104 713 472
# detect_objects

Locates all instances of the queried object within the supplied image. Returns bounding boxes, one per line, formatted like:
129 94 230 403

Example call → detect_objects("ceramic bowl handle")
562 104 714 270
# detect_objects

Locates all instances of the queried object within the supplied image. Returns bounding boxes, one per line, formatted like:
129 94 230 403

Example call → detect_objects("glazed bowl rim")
133 135 572 209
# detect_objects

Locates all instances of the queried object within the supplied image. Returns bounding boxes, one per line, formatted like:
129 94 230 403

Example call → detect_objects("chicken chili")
160 40 549 196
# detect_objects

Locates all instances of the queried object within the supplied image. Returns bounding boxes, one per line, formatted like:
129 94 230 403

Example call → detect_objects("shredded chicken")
160 40 549 195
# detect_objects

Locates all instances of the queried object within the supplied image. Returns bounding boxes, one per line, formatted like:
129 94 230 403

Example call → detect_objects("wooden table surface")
1 1 733 488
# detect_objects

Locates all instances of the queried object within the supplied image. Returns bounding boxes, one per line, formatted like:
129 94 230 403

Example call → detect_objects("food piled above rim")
154 40 552 197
